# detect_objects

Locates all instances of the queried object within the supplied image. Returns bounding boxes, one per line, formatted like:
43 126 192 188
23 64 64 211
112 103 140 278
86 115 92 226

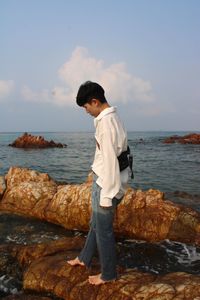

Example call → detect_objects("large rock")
1 167 57 218
164 133 200 144
1 167 200 244
10 238 200 300
9 133 67 148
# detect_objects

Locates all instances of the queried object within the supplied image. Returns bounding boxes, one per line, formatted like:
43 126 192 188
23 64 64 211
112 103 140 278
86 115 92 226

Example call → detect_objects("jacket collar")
94 106 116 127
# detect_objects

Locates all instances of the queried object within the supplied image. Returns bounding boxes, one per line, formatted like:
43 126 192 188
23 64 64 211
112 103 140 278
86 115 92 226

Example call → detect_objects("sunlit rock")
1 168 57 218
1 167 200 244
164 133 200 144
46 183 92 231
9 132 67 148
5 167 56 189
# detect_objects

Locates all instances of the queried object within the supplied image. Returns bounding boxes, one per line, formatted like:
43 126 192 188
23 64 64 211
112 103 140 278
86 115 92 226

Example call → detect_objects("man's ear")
91 98 99 106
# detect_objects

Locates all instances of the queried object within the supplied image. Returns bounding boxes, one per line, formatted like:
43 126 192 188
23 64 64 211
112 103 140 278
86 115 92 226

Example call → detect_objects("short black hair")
76 81 107 106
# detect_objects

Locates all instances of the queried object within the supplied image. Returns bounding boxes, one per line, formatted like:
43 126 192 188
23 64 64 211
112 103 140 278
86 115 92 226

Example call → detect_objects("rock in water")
164 133 200 144
8 133 67 148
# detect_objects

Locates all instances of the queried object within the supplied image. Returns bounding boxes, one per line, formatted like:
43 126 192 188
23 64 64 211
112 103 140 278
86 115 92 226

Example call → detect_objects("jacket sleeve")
99 123 121 207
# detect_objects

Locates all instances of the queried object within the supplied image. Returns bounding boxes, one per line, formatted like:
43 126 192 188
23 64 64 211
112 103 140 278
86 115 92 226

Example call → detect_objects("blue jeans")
78 175 121 281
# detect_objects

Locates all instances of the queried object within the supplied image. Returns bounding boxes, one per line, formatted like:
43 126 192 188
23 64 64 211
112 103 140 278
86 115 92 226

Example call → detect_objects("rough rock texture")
1 168 57 219
164 133 200 144
12 236 85 268
9 133 67 148
1 167 200 244
10 238 200 300
0 176 6 199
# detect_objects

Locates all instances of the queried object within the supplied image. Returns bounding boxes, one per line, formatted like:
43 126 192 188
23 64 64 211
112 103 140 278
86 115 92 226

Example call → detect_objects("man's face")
83 100 100 117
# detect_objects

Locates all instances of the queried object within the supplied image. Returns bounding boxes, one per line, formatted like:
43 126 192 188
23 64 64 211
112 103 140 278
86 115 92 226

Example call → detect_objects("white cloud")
0 80 14 100
55 46 154 106
21 46 154 107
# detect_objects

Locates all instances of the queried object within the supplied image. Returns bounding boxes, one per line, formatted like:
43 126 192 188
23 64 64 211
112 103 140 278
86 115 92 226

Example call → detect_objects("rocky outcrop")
1 167 200 245
8 238 200 300
164 133 200 144
9 133 67 148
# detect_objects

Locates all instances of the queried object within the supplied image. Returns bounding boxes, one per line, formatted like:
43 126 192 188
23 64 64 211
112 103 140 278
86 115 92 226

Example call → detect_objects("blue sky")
0 0 200 132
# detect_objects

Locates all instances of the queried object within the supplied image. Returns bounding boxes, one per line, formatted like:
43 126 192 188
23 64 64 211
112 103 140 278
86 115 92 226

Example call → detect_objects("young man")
67 81 129 285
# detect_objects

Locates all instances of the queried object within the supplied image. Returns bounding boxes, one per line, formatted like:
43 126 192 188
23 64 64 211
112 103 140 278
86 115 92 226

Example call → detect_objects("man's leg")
67 225 97 267
89 198 118 285
67 175 99 268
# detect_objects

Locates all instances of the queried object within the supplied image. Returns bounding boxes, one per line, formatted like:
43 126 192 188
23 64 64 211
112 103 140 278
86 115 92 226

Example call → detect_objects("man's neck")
99 102 110 114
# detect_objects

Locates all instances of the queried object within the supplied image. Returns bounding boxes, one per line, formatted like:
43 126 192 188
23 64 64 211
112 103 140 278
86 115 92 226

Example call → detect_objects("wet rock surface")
1 167 200 245
0 244 23 298
164 133 200 144
8 133 67 149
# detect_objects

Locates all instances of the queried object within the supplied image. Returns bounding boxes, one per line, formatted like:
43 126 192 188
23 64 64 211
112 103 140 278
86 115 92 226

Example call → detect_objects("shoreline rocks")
7 238 200 299
164 133 200 144
1 167 200 245
1 168 200 298
8 133 67 148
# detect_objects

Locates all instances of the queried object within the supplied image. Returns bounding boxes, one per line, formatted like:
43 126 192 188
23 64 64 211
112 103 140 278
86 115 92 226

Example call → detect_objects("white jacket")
91 106 129 207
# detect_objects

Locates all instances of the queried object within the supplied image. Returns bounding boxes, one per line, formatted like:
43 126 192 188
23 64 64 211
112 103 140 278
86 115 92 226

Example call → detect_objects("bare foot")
88 273 115 285
67 257 85 266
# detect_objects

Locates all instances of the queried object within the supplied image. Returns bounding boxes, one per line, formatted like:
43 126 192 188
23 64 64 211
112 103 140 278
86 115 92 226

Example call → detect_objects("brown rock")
12 236 85 268
5 167 56 190
46 182 92 232
1 167 200 245
1 167 57 218
14 240 200 300
8 133 67 148
0 175 6 199
164 133 200 144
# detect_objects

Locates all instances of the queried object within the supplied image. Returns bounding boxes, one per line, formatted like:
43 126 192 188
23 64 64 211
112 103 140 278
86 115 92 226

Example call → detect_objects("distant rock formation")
1 167 200 245
9 133 67 148
164 133 200 144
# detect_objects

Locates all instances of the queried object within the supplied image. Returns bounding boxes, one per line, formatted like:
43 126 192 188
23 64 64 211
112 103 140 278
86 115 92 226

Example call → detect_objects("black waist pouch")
117 146 134 178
